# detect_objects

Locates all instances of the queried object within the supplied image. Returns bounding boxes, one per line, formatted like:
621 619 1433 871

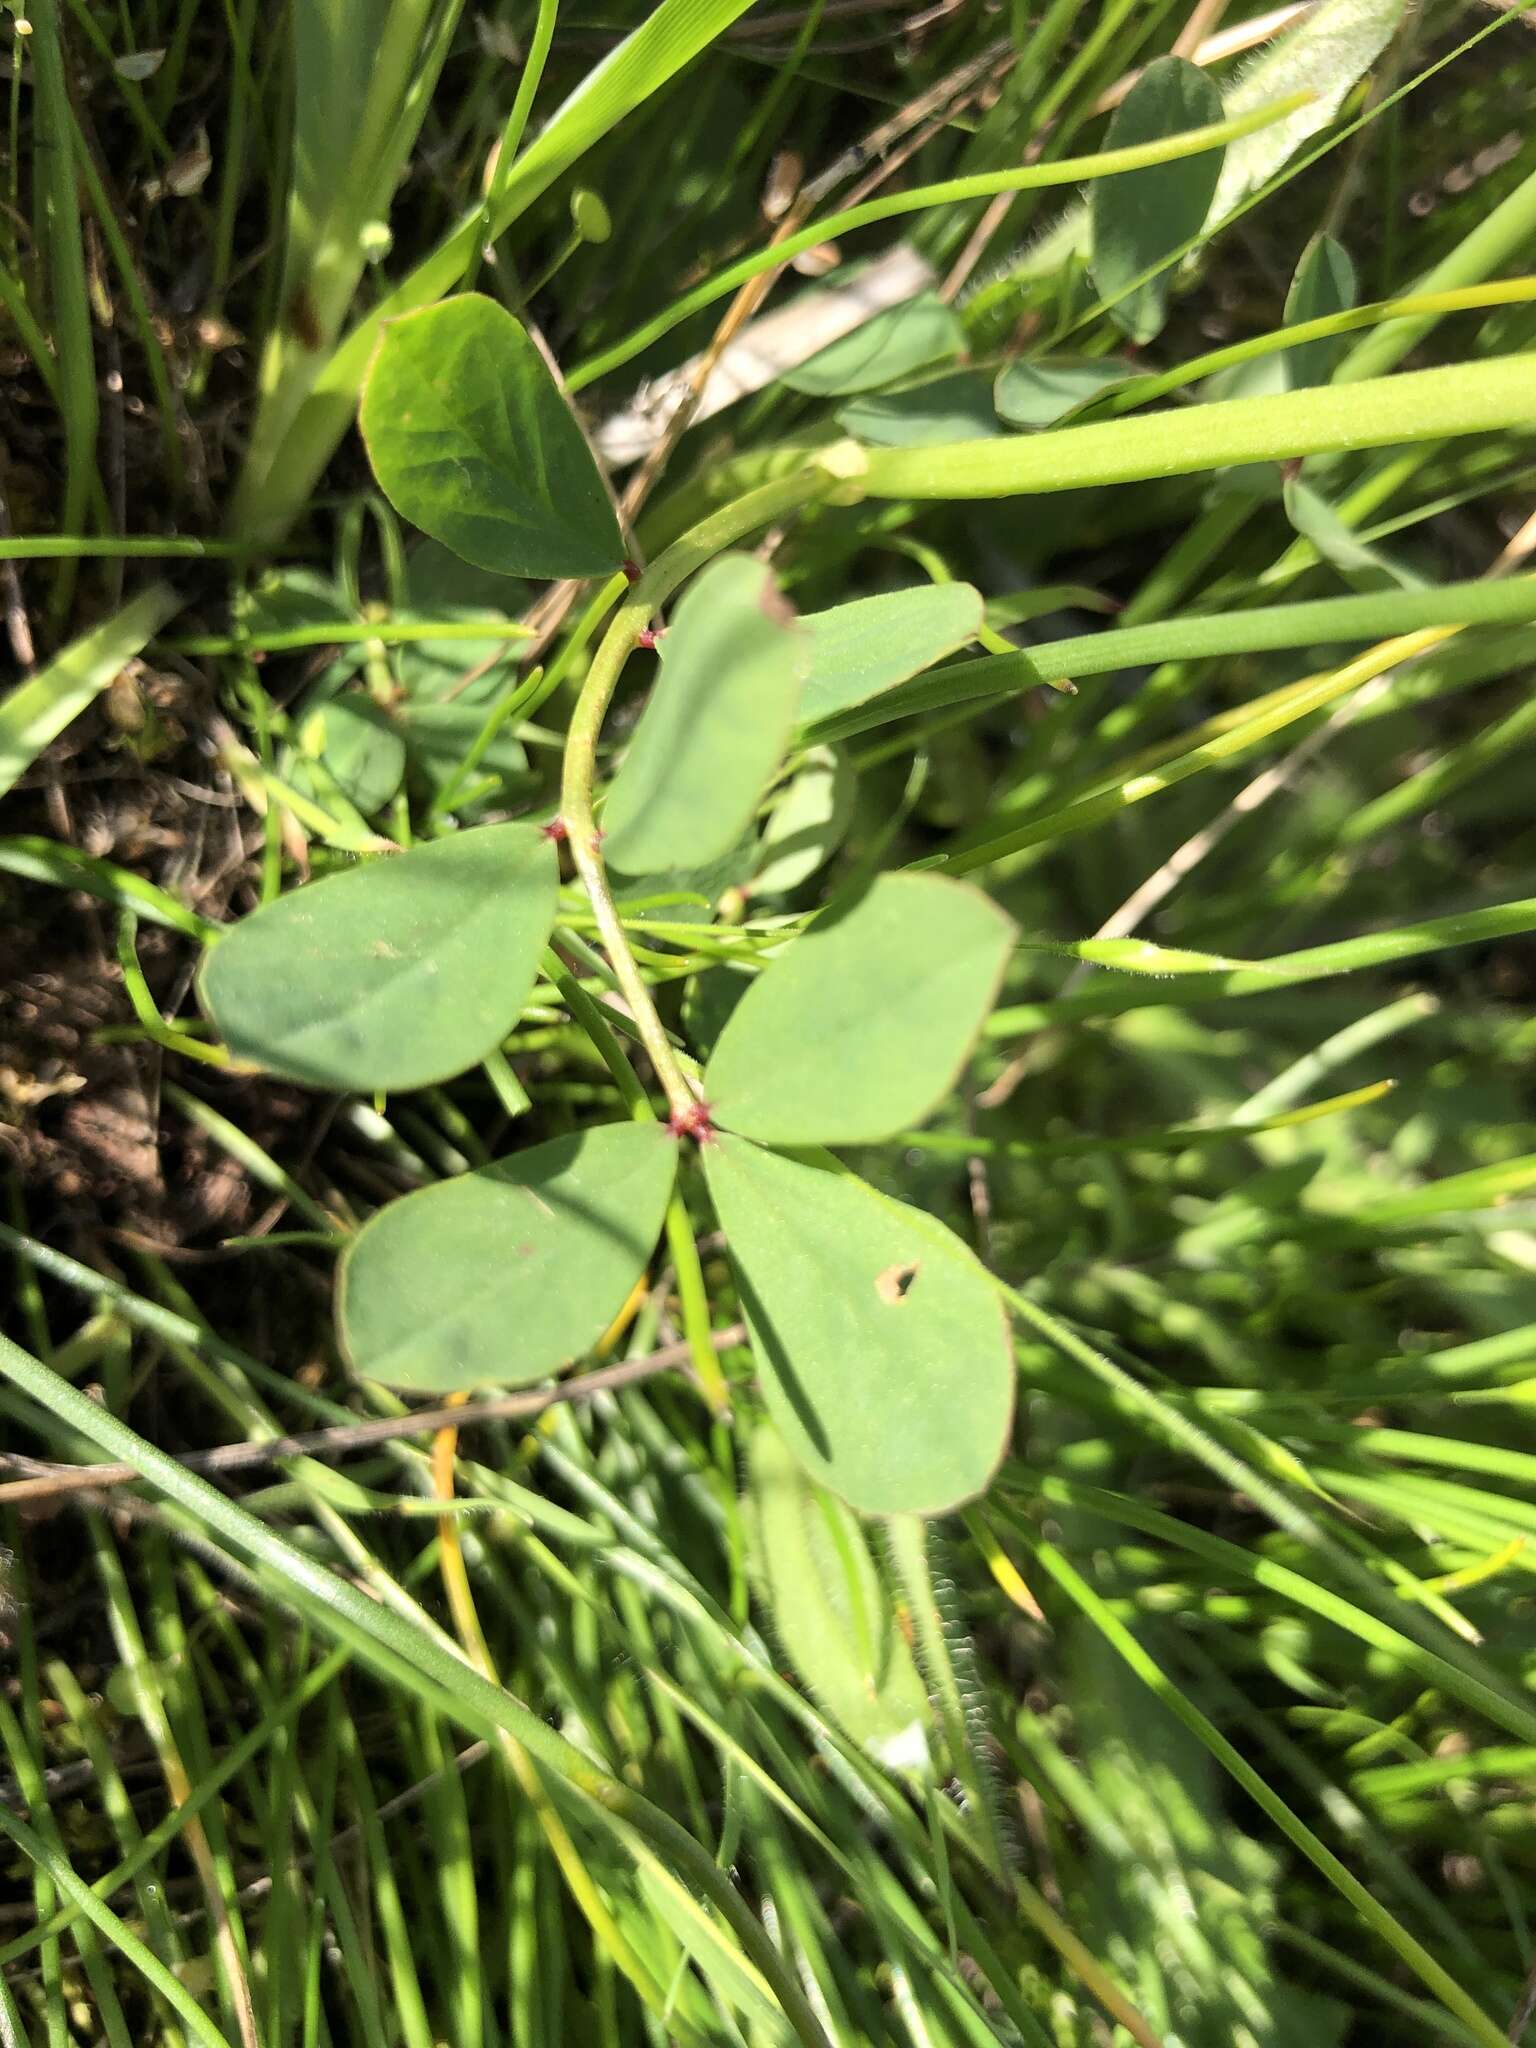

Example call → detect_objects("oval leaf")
299 694 407 814
1089 57 1224 345
200 824 557 1091
1283 233 1357 391
705 1137 1013 1516
704 872 1015 1144
361 295 624 581
745 1421 931 1766
993 356 1136 430
603 554 808 876
783 292 963 397
799 583 982 725
837 370 1001 447
339 1122 678 1392
749 747 854 898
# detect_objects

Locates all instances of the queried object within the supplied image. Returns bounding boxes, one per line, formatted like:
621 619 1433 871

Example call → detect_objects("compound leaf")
799 584 983 725
993 356 1136 430
200 824 556 1091
705 1137 1014 1516
603 554 808 875
361 295 623 581
338 1122 678 1391
783 293 963 397
704 872 1015 1144
1283 233 1357 390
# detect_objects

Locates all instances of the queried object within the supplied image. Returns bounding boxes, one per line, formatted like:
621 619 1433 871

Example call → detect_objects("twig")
0 1324 746 1508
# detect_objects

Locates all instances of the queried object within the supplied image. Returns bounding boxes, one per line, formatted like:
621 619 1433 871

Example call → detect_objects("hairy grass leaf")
746 1422 931 1765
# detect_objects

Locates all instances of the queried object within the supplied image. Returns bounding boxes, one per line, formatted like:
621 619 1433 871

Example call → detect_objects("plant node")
668 1098 716 1143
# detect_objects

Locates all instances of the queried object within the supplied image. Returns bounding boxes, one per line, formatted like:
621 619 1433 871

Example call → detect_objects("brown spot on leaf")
875 1261 918 1305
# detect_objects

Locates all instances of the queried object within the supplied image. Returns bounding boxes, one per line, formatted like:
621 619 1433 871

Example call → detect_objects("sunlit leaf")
1090 58 1224 344
200 824 556 1091
361 294 624 580
749 748 854 898
705 1137 1014 1516
745 1421 931 1765
603 554 808 875
1211 0 1407 226
338 1122 678 1391
704 873 1015 1144
798 583 983 725
1353 1153 1536 1226
0 584 180 802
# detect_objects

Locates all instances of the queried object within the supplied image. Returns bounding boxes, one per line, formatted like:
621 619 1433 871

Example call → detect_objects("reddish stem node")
668 1099 716 1143
541 815 569 842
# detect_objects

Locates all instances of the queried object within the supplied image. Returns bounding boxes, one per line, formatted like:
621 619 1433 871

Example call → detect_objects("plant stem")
858 354 1536 502
559 470 825 1121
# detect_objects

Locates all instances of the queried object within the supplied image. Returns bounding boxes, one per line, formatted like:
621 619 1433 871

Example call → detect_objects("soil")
0 675 317 1259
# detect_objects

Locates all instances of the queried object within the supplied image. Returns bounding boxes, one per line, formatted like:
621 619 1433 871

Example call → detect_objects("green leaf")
614 835 761 926
389 548 537 810
704 873 1015 1144
0 583 180 801
749 747 854 898
337 1122 678 1392
1283 478 1422 590
798 583 983 725
836 370 1001 446
402 697 535 813
1089 57 1224 344
992 357 1135 429
603 554 808 876
782 292 963 397
745 1422 931 1765
199 824 557 1091
240 567 354 640
1283 234 1357 390
1353 1154 1536 1227
360 295 624 581
298 694 407 814
704 1138 1014 1516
